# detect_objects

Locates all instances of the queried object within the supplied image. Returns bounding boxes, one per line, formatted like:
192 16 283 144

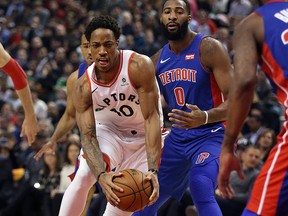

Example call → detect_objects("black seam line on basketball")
125 170 144 207
112 180 136 211
112 184 148 198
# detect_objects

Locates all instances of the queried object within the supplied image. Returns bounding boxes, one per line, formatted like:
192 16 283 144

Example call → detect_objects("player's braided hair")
85 15 121 42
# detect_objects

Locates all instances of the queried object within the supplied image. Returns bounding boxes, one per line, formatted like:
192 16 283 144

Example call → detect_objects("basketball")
112 169 153 212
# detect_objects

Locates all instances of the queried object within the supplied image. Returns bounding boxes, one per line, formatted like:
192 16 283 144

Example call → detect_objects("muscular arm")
167 37 233 129
73 74 105 178
130 54 162 170
77 105 105 178
50 72 77 142
222 13 261 152
34 72 78 159
16 86 38 144
200 36 233 123
218 13 262 198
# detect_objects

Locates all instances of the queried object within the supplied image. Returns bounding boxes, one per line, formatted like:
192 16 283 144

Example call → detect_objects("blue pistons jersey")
156 33 224 117
132 34 226 216
156 33 225 131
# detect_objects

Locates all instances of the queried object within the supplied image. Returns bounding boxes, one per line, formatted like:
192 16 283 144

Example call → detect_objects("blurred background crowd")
0 0 285 216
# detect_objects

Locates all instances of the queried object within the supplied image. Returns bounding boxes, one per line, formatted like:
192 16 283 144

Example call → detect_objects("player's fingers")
168 117 187 126
228 185 234 199
170 110 188 118
28 133 36 145
168 112 187 120
186 104 199 111
111 182 124 192
217 178 229 198
27 132 34 145
34 146 48 160
20 127 25 138
108 189 120 205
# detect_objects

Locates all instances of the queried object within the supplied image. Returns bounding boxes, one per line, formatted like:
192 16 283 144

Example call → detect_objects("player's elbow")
234 75 257 92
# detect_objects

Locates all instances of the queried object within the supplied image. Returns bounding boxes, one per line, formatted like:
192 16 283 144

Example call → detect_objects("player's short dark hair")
85 15 121 42
162 0 191 15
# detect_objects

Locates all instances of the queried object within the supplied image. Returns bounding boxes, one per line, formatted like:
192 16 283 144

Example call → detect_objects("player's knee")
189 174 216 203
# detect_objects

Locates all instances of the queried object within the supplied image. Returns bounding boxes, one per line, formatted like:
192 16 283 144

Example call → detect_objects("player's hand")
168 104 206 129
34 140 57 160
144 170 159 207
98 171 123 207
217 149 244 199
21 115 38 145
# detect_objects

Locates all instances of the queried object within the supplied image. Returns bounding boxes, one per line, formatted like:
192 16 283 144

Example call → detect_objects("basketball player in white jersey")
58 15 162 216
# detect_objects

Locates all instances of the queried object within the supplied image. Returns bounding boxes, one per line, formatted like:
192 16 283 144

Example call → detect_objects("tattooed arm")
76 104 105 179
74 72 124 206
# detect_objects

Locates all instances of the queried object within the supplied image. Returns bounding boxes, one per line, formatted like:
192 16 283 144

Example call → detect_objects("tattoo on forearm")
147 152 158 169
81 125 105 179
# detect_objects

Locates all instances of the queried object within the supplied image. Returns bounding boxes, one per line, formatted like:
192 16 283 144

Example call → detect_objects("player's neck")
168 30 195 55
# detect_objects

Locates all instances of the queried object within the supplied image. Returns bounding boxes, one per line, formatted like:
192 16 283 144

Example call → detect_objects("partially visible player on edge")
133 0 233 215
34 34 93 157
56 15 162 216
0 42 38 144
218 1 288 215
34 34 94 216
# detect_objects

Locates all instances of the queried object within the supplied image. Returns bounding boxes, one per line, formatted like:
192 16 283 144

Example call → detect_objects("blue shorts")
158 126 223 200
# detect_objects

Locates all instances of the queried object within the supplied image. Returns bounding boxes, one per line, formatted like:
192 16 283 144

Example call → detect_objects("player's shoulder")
67 70 78 82
130 51 154 68
200 36 223 54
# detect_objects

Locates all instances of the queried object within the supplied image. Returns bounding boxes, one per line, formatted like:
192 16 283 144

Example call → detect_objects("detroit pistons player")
218 1 288 215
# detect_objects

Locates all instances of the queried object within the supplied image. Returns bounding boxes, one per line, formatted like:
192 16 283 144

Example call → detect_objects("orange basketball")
112 169 153 212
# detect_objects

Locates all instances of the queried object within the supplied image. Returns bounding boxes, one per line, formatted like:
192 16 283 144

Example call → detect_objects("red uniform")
244 1 288 215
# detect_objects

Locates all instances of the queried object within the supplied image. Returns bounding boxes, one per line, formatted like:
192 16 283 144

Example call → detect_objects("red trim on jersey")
85 68 92 91
247 123 288 215
209 73 224 107
209 73 226 127
261 42 287 105
1 58 28 90
91 50 123 87
127 52 137 89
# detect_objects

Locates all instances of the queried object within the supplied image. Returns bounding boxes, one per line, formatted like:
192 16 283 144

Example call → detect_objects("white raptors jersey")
86 50 155 139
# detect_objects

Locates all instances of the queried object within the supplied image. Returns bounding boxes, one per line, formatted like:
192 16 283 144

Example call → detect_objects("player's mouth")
98 59 109 67
167 22 179 31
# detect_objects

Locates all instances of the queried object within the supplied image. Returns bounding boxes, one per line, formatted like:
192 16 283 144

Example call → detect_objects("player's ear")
187 15 192 23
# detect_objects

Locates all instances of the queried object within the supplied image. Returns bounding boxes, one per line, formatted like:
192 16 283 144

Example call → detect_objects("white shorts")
79 125 148 216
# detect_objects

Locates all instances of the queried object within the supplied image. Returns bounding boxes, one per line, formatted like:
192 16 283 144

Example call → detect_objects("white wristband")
203 111 208 125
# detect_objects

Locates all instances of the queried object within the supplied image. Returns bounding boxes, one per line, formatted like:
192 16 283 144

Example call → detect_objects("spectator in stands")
1 132 46 216
31 88 48 120
242 103 266 145
227 0 253 30
138 29 161 57
39 151 61 216
255 128 276 164
0 136 14 211
197 9 217 35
